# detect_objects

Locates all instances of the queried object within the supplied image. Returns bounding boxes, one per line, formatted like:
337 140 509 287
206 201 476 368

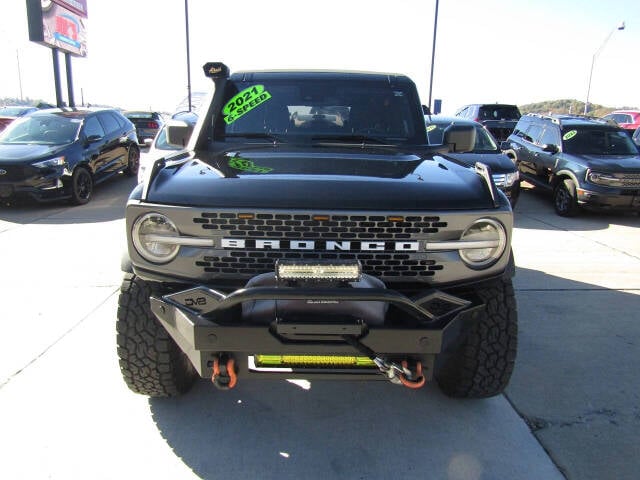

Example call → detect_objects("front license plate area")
275 321 365 340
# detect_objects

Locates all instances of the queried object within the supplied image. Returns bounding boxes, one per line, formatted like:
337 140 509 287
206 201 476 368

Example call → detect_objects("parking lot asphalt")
507 184 640 480
0 177 637 479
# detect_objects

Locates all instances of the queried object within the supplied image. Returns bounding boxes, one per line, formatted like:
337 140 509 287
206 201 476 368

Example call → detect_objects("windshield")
215 78 422 144
0 106 34 117
473 125 499 151
426 121 498 152
0 114 81 145
561 127 639 155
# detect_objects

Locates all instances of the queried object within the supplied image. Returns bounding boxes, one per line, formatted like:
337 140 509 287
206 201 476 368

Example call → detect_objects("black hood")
441 152 517 174
0 143 68 163
144 145 496 210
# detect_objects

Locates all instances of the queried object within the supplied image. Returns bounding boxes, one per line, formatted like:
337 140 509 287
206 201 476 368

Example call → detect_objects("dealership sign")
26 0 88 57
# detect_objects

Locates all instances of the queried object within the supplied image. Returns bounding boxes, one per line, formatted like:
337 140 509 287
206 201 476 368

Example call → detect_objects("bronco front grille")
188 212 450 282
193 213 447 240
616 173 640 188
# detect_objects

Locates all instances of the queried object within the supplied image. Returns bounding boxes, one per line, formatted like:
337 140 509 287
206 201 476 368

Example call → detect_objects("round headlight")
459 218 507 268
132 213 180 263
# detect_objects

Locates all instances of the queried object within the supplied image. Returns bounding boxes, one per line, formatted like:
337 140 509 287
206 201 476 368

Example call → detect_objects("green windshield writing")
223 85 272 124
228 157 273 174
562 130 577 141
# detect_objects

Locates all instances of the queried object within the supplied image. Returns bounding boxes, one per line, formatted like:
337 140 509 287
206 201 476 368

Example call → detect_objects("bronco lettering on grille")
221 238 420 252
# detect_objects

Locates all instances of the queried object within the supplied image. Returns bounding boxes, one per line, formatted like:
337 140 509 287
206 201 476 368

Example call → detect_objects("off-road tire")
436 278 518 398
554 178 580 217
116 273 197 397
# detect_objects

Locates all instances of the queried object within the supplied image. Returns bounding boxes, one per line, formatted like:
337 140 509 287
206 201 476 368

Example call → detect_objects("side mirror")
143 138 153 147
542 143 559 154
500 140 510 151
166 120 194 148
444 124 476 153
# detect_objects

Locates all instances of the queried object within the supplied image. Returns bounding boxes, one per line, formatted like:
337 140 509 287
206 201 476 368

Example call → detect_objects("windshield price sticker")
426 125 437 132
223 85 272 124
562 130 577 141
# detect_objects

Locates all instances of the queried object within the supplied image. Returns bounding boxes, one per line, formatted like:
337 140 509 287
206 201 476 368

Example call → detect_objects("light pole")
185 0 192 112
16 49 23 101
584 21 625 114
427 0 439 112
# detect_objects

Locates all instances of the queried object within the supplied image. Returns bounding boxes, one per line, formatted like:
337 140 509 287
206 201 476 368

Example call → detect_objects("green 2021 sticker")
426 124 437 132
228 157 273 174
563 130 577 141
223 85 272 124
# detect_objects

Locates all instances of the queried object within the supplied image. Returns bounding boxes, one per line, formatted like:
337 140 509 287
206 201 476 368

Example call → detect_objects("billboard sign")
26 0 88 57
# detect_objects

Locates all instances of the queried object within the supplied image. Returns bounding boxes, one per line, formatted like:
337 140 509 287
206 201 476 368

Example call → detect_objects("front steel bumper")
149 285 483 381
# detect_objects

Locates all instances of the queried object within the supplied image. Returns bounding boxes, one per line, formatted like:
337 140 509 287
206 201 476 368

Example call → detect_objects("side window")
111 112 128 129
523 124 543 144
539 126 560 147
98 112 120 135
83 116 106 138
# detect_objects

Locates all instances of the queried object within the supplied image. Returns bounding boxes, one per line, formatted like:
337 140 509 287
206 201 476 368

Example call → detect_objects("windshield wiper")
224 133 285 143
311 134 396 145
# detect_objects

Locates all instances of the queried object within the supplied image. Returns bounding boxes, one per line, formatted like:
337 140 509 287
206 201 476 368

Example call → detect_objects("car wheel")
435 278 518 398
554 178 579 217
124 146 140 177
70 167 93 205
116 274 197 397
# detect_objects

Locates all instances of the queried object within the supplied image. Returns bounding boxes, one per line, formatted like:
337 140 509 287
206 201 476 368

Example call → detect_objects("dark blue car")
425 115 520 207
0 108 139 205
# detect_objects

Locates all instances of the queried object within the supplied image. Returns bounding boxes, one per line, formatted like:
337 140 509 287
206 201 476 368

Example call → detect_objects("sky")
1 0 638 115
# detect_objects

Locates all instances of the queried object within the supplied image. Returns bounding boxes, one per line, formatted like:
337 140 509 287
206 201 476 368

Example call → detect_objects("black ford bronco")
117 63 517 398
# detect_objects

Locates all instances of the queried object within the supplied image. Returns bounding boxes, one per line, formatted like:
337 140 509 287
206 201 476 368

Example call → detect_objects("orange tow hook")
398 360 426 389
212 355 237 390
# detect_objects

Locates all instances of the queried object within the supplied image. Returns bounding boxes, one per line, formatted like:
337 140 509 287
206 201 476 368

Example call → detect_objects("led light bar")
276 260 362 282
254 355 376 368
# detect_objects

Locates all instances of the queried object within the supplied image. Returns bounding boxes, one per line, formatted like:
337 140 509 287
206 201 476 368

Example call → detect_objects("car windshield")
0 106 33 117
561 127 639 155
426 121 498 152
154 127 181 151
473 125 499 152
478 106 521 121
215 78 421 144
605 113 632 124
0 114 81 145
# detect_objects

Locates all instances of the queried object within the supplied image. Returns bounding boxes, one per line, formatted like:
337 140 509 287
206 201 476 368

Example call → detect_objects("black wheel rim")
555 186 568 213
128 148 139 174
76 171 91 200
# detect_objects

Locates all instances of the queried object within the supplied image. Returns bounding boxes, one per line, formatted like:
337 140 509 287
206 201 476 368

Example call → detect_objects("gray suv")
503 113 640 216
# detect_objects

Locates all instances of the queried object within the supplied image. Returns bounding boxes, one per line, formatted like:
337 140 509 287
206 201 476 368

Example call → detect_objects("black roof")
425 115 481 127
229 70 412 84
29 108 112 119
